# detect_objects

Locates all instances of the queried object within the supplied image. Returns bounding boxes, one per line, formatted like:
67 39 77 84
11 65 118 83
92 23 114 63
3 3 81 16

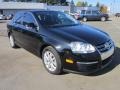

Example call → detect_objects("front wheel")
42 46 63 75
101 17 106 21
82 17 87 22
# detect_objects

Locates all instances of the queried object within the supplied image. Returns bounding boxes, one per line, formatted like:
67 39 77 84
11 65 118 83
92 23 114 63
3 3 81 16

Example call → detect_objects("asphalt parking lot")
0 18 120 90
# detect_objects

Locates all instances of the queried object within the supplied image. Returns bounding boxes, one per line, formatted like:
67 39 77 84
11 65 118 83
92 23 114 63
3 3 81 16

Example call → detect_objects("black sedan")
7 10 115 75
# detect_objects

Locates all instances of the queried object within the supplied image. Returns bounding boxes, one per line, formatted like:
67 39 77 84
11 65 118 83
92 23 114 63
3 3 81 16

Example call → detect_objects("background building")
0 0 99 16
0 2 47 15
0 0 37 2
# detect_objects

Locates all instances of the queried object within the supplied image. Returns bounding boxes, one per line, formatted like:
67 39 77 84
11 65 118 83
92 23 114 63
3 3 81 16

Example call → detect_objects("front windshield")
34 11 79 27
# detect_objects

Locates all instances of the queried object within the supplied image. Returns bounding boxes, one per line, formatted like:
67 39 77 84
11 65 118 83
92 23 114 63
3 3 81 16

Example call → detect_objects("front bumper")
62 46 115 74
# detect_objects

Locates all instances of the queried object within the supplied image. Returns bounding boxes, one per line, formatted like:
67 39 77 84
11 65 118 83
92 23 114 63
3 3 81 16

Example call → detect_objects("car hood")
45 24 110 46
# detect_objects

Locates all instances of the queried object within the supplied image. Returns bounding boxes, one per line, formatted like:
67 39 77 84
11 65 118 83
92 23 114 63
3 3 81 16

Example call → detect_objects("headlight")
70 42 95 53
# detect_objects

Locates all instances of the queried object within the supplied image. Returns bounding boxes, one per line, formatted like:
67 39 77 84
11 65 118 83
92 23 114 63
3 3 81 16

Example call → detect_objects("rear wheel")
9 34 19 48
42 46 62 75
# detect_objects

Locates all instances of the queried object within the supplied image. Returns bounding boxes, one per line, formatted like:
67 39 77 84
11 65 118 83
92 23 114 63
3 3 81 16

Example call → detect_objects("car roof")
29 9 50 12
17 9 59 14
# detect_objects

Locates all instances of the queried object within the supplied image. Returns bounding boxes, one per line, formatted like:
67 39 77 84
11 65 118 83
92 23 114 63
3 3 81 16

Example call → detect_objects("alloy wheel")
9 35 15 47
43 51 57 72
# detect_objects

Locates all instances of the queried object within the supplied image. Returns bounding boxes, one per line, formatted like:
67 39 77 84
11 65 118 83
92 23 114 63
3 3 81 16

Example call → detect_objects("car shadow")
107 19 112 21
80 19 112 22
89 47 120 76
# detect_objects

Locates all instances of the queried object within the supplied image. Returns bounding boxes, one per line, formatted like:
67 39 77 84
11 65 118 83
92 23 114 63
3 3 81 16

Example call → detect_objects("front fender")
43 37 68 53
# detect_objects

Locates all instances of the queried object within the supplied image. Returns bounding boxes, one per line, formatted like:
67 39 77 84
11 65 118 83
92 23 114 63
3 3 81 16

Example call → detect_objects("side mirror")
28 23 36 28
28 23 39 31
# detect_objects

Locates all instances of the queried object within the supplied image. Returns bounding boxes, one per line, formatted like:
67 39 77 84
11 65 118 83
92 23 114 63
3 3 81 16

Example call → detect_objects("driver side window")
15 16 23 25
23 13 38 31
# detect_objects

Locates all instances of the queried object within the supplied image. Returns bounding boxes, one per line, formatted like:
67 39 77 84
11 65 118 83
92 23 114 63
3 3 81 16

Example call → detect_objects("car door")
92 11 100 20
11 12 24 45
86 10 92 20
20 13 41 54
80 10 86 18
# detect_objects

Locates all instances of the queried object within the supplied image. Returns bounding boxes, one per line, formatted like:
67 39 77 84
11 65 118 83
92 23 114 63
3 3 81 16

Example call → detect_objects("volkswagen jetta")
7 10 115 75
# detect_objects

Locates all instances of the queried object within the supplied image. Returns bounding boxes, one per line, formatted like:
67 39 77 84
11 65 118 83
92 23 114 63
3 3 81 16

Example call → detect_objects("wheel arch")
7 29 13 37
39 37 65 58
39 43 61 58
8 32 11 37
39 44 50 58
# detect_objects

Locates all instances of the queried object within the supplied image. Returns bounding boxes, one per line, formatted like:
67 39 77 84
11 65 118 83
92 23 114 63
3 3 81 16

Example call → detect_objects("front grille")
96 40 114 53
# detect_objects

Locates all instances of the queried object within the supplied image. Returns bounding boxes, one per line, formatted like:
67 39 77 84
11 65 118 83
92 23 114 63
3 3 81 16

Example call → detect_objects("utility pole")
113 0 116 14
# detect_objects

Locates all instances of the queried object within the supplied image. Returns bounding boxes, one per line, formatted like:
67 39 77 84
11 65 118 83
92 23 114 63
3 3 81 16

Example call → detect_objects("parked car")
6 14 14 20
70 13 80 20
79 10 109 22
7 10 115 75
0 14 6 20
115 13 120 17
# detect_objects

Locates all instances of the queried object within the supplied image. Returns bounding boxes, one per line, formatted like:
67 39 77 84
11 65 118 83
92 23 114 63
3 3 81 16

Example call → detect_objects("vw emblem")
104 43 110 49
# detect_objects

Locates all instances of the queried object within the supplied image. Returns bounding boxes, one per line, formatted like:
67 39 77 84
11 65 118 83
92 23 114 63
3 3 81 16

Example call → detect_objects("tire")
74 16 78 20
42 46 63 75
74 15 79 20
9 34 19 48
101 17 106 21
82 17 87 22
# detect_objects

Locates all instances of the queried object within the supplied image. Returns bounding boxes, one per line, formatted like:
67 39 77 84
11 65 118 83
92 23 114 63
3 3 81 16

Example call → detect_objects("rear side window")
81 10 85 14
86 11 91 15
92 11 99 15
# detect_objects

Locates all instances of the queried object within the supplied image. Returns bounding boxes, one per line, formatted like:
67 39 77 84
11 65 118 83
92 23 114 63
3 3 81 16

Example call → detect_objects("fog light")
66 59 74 64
